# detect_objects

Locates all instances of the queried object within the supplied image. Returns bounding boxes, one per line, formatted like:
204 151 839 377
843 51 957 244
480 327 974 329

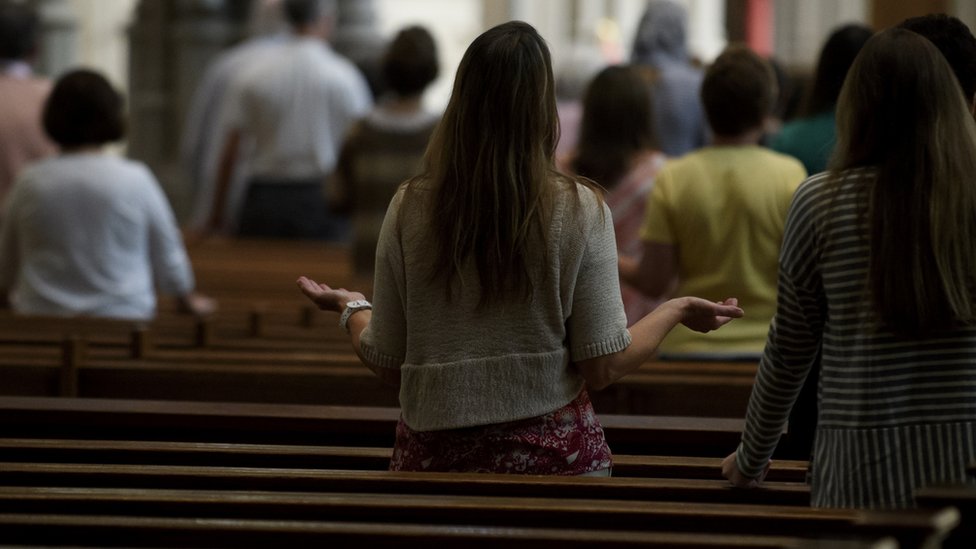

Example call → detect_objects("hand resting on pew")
176 291 218 318
721 451 770 489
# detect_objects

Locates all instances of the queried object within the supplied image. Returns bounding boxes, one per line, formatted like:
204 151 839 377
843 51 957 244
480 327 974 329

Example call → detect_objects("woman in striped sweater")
722 27 976 508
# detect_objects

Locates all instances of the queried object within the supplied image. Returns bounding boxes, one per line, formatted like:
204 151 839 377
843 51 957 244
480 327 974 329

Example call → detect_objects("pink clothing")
390 390 612 475
0 69 56 207
606 151 667 325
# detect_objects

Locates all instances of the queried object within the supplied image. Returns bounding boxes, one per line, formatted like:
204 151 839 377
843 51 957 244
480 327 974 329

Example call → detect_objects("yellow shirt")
640 145 806 355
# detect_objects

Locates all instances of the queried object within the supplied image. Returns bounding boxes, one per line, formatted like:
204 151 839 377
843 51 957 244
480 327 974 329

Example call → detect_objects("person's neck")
293 22 329 41
61 144 103 155
383 95 424 115
711 127 763 146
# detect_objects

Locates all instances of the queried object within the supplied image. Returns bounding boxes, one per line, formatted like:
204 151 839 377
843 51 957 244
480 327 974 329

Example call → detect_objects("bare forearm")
577 300 685 389
574 297 742 390
209 131 241 230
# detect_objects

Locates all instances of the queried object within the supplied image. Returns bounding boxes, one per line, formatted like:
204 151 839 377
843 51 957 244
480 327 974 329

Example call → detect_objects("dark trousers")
237 178 349 240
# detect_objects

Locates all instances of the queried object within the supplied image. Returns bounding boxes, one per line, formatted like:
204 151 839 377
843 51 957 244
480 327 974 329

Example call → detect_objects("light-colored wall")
66 0 137 86
371 0 729 111
772 0 869 70
33 0 137 86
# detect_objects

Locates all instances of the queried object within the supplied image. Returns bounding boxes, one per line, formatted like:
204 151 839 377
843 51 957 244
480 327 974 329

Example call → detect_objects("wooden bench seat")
0 513 896 548
0 462 812 506
0 485 953 548
0 438 810 482
0 396 779 456
0 357 752 416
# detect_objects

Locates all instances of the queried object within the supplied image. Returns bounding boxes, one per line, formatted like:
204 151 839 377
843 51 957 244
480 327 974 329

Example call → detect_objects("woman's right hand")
297 276 365 313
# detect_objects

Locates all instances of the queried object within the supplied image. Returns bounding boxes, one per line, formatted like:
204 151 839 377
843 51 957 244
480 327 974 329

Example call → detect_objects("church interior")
1 0 975 546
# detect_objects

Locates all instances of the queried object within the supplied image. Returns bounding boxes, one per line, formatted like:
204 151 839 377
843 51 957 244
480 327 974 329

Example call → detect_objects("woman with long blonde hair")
299 21 741 475
723 27 976 507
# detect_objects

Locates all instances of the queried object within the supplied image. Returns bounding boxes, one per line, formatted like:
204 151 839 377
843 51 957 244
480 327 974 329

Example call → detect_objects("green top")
770 110 836 175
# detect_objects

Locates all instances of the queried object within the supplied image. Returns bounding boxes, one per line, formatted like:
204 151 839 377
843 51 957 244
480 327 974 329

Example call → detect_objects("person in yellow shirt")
619 45 806 359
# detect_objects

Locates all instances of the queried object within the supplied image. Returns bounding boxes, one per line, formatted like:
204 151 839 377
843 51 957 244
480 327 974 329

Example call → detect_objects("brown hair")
573 65 657 190
405 21 595 307
43 69 125 148
700 44 776 136
383 26 439 98
833 28 976 335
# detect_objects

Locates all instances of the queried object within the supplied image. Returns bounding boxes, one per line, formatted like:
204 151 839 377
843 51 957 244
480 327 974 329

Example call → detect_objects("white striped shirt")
736 169 976 508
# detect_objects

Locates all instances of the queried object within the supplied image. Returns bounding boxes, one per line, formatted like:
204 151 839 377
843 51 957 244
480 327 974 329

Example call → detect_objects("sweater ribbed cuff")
360 341 403 370
571 330 632 362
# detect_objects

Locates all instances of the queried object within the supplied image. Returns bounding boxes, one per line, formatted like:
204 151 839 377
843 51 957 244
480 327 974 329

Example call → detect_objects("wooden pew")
0 462 810 506
0 514 896 548
0 316 757 416
0 355 751 416
0 396 779 457
0 483 953 548
0 438 810 482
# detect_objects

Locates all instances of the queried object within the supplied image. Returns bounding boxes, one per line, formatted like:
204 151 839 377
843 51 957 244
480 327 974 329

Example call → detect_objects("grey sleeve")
359 191 407 369
142 168 195 296
566 192 632 362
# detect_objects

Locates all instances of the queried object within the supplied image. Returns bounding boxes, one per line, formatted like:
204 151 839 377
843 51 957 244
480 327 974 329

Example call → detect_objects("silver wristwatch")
339 299 372 334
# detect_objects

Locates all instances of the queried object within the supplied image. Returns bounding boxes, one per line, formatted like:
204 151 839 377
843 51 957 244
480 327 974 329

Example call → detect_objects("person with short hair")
205 0 372 239
0 70 214 320
630 0 708 156
723 28 976 508
620 45 807 359
0 3 56 210
331 25 440 277
298 21 743 476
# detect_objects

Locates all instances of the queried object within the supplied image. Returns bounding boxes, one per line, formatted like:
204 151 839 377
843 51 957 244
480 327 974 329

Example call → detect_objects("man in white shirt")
181 0 288 234
205 0 372 240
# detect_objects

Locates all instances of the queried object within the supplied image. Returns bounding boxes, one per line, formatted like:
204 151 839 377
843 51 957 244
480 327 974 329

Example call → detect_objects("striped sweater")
736 169 976 508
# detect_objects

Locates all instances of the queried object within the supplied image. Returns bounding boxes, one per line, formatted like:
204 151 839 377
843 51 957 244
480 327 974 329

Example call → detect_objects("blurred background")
8 0 972 219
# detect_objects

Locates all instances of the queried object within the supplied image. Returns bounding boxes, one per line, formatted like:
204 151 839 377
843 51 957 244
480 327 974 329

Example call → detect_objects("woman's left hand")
675 297 743 333
297 276 365 313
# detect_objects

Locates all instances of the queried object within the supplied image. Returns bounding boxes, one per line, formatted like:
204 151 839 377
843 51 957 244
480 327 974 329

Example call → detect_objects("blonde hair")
833 28 976 335
404 21 597 307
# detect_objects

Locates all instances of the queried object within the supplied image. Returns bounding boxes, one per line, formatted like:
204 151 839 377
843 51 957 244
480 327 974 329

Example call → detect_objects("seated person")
0 70 214 320
332 25 440 277
619 45 807 359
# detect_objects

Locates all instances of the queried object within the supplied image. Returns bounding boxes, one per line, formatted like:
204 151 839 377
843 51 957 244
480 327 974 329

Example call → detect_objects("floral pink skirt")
390 390 612 475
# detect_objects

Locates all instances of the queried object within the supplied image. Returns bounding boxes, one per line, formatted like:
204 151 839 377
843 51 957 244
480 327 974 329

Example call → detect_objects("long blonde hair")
405 21 591 306
833 28 976 335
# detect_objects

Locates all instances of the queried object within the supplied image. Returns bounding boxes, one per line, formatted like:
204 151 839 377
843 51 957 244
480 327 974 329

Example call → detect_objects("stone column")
127 0 248 218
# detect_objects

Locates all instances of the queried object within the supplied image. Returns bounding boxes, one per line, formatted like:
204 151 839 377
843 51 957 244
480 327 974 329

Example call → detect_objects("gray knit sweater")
360 181 632 431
